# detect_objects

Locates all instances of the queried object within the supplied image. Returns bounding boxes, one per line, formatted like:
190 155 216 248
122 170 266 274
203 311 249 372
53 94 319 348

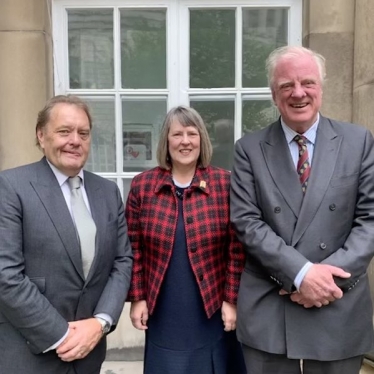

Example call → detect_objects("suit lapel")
291 116 341 246
30 158 85 280
262 121 303 218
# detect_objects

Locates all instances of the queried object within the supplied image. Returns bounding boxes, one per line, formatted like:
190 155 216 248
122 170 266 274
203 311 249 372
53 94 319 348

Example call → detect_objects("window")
53 0 301 198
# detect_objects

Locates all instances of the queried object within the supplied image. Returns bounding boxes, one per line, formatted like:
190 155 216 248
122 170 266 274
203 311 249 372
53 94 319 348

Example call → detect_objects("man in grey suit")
231 45 374 374
0 95 133 373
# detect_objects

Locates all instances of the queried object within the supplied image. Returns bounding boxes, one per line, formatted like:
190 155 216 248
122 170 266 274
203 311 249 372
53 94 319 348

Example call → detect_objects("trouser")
242 344 363 374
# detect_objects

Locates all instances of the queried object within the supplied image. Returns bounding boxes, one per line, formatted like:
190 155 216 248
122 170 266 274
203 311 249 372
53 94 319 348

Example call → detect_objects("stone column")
303 0 355 122
353 0 374 320
352 0 374 132
0 0 53 170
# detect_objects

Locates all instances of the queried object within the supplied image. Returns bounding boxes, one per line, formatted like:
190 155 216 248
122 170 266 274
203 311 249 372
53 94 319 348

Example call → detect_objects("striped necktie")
294 135 311 194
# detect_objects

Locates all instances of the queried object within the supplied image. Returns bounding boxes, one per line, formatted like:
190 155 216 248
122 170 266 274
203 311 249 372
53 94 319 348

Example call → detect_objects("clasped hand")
56 318 103 362
279 264 351 308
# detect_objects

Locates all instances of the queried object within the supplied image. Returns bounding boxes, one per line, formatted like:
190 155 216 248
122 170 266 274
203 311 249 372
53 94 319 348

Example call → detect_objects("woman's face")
167 119 201 169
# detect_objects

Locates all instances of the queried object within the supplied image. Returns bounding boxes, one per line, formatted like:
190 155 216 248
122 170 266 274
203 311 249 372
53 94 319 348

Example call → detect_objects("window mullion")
178 3 190 106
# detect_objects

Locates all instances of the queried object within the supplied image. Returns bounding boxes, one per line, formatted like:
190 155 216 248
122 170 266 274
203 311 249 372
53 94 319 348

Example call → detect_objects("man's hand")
280 264 350 308
56 318 103 362
221 301 237 331
130 300 148 330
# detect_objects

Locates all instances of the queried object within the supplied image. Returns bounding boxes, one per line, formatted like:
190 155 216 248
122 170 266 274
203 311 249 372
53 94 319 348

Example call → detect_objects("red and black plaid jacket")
125 165 245 318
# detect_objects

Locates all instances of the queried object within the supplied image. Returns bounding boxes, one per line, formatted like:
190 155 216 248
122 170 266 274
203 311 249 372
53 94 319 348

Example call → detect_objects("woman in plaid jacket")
125 106 246 374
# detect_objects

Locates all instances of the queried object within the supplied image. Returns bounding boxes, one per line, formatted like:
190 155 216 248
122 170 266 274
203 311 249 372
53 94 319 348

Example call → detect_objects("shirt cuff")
294 261 313 291
43 329 69 353
94 313 113 326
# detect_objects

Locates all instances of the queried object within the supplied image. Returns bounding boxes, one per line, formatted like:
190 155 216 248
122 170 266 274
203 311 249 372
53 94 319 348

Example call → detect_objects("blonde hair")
157 106 213 170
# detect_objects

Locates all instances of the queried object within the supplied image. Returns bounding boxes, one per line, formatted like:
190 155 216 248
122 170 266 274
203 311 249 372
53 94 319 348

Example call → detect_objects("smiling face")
37 103 91 176
167 119 201 170
271 53 323 133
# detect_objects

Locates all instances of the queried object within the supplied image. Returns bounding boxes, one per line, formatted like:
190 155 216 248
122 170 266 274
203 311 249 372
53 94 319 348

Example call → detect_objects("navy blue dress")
144 187 246 374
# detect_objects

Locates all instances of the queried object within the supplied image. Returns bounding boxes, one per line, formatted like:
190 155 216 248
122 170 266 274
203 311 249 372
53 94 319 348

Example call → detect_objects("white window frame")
52 0 302 195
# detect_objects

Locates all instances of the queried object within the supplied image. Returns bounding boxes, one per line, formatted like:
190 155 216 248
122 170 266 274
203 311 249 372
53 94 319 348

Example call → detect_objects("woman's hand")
221 301 237 332
130 300 149 330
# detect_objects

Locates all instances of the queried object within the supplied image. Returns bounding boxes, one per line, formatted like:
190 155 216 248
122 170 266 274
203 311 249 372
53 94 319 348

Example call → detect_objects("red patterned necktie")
294 134 311 194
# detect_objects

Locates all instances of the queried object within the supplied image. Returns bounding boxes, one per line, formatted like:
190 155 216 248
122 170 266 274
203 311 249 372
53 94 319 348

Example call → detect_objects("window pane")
121 9 166 89
242 8 288 87
85 97 116 172
242 100 278 135
123 178 132 203
122 98 167 172
68 9 114 89
190 9 235 88
190 100 235 170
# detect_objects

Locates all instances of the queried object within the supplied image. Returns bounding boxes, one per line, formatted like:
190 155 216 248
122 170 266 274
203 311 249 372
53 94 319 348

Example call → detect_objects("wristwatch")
95 317 111 335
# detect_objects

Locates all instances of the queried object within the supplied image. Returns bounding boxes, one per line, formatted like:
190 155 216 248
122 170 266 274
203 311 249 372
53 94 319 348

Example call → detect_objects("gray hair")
266 46 326 89
157 106 213 170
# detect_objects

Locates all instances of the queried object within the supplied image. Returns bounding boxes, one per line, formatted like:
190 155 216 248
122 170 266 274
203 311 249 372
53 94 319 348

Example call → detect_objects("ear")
36 128 45 149
271 89 277 106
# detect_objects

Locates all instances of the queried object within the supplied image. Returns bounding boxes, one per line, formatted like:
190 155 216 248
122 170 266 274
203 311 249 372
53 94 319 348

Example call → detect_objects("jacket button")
274 206 281 213
320 243 327 250
187 217 193 224
199 274 204 281
191 247 197 253
329 204 336 211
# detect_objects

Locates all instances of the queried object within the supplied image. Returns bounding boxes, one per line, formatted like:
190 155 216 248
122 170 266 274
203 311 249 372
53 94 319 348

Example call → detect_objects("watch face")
97 318 111 334
103 322 111 333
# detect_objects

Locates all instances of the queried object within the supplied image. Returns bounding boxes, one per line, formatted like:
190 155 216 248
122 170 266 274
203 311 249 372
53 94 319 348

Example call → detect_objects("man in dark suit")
0 95 133 373
230 46 374 374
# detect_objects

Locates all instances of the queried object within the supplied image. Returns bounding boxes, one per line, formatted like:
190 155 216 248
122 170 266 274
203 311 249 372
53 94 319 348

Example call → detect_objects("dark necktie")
68 176 96 278
294 135 311 194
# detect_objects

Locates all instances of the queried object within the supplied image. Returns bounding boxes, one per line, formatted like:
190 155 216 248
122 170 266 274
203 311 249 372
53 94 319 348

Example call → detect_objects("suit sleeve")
0 173 68 353
93 185 133 324
124 180 146 301
321 129 374 289
230 139 309 292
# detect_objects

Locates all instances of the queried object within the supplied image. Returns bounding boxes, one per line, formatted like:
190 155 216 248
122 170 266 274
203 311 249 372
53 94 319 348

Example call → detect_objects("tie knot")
68 176 81 190
294 134 307 147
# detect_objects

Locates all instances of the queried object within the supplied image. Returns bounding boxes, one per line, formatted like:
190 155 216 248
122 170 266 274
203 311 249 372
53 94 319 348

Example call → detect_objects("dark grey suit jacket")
0 158 133 374
231 116 374 360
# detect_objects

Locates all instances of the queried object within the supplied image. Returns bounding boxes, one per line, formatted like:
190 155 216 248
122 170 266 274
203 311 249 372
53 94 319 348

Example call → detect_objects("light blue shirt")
44 161 112 352
280 114 320 290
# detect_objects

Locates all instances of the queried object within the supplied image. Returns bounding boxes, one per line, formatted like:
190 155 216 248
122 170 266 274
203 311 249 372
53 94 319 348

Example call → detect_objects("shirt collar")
46 159 84 187
280 113 319 145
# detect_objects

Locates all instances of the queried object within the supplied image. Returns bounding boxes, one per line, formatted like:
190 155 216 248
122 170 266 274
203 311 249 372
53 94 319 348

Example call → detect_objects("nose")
68 131 81 145
291 83 306 98
181 133 190 144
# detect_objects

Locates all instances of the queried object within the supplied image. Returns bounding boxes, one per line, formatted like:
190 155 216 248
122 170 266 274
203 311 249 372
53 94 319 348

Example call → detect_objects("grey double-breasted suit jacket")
0 157 133 373
230 116 374 361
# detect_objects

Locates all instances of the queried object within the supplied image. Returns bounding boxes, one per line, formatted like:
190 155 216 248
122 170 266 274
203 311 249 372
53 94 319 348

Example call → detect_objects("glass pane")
242 100 278 135
190 9 235 88
190 100 235 170
123 178 132 203
68 9 114 89
85 97 116 172
242 8 288 87
122 98 167 172
121 9 166 89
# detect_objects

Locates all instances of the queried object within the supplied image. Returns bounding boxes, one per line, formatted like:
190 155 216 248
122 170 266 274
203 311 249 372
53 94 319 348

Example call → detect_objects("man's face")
271 53 323 132
37 103 91 177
